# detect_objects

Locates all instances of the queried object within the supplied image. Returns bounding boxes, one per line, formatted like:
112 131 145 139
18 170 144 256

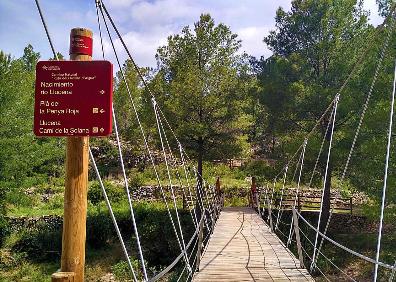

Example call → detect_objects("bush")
7 201 196 269
88 180 125 205
111 258 142 281
47 194 63 209
132 202 194 266
86 210 116 249
5 190 37 208
242 159 276 181
12 222 62 261
0 216 9 246
128 169 145 188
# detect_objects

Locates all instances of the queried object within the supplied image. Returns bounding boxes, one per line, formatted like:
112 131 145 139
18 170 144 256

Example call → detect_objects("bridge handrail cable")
294 208 396 271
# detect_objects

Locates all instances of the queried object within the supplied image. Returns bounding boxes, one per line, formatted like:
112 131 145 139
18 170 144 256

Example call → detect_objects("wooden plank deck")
193 207 314 282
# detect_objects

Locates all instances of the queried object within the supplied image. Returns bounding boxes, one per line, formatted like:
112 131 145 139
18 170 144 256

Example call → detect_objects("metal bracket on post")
292 208 305 268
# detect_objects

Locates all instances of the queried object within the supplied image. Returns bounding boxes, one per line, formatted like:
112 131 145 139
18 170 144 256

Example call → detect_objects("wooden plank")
193 207 314 281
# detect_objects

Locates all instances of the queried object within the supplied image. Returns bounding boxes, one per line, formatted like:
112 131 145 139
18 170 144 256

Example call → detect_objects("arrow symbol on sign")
42 65 48 70
99 90 105 95
99 109 105 113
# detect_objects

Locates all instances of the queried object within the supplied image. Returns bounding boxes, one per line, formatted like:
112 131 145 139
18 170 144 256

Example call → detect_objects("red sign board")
34 60 113 137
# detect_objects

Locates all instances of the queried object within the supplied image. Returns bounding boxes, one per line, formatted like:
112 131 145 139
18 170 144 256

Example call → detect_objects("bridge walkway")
193 207 314 281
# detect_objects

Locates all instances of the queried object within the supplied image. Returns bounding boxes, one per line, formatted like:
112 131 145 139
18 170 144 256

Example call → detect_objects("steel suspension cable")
274 99 336 180
89 149 138 281
99 0 155 98
95 4 148 278
273 24 383 183
34 0 58 60
277 146 305 224
295 209 396 270
298 226 357 281
275 165 288 230
95 0 105 60
100 2 217 230
312 15 396 275
155 106 197 229
273 152 299 223
287 138 308 246
308 107 334 188
156 107 209 225
311 95 340 271
157 117 198 229
97 3 193 273
178 143 199 227
341 13 396 182
192 166 211 231
152 98 192 272
34 2 139 279
374 59 396 282
100 1 216 213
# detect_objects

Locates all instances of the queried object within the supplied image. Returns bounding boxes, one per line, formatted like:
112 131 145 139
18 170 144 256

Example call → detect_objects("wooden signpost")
33 28 113 282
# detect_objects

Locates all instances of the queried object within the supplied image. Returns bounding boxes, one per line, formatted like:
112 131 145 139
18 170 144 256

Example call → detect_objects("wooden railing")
250 187 353 214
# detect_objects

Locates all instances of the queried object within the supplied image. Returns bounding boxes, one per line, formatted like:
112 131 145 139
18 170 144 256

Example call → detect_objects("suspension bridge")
29 0 396 281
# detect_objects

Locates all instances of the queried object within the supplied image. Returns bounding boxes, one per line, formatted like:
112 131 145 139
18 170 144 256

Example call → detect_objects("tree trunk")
320 164 331 232
196 136 204 221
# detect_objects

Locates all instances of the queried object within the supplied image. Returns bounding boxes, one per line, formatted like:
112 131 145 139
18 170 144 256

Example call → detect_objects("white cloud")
130 0 197 27
363 0 383 26
0 0 383 69
237 26 272 59
114 30 169 67
106 0 137 8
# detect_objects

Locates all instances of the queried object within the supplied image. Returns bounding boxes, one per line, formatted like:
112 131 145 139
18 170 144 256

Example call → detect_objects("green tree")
261 0 373 230
21 44 40 71
253 55 300 156
90 60 150 173
376 0 395 17
153 14 255 188
113 60 146 142
0 46 63 192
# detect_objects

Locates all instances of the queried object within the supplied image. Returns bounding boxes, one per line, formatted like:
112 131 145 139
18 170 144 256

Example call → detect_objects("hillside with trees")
1 0 396 281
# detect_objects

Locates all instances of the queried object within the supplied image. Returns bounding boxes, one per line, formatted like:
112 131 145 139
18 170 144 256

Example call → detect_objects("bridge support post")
256 190 261 217
268 200 274 231
215 177 221 219
292 208 305 268
266 185 274 231
57 28 92 282
51 272 75 282
196 217 205 271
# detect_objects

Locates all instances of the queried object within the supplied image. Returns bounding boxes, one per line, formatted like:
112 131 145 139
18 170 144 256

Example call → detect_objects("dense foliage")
1 0 396 279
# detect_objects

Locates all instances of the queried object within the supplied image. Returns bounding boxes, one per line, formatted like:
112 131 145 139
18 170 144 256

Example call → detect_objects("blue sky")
0 0 383 68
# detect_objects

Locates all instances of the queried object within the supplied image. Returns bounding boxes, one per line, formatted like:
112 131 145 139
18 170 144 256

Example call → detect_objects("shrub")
47 194 63 209
128 169 145 188
86 210 115 249
242 159 276 181
88 180 125 205
5 190 36 208
112 258 142 281
88 181 103 205
0 216 9 246
12 222 62 261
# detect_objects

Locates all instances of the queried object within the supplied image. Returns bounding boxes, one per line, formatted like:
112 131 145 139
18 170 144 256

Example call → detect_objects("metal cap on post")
59 27 92 282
